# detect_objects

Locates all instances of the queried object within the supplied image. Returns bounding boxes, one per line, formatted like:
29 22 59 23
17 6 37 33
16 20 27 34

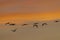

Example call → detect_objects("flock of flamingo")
3 20 60 32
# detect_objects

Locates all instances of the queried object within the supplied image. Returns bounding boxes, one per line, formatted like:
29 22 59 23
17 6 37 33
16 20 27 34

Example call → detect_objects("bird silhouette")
9 24 15 26
11 28 17 32
42 23 48 26
5 22 10 25
5 22 16 26
22 24 28 26
33 23 39 28
54 20 59 22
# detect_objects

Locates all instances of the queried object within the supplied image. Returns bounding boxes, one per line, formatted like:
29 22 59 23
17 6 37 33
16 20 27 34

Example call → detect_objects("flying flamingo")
33 23 39 28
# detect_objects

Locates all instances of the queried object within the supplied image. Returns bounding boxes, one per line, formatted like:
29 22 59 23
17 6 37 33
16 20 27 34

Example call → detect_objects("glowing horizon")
0 0 60 24
0 12 60 23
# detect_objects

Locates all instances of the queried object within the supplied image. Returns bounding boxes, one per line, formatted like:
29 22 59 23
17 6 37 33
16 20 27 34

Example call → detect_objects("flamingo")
33 23 39 28
22 24 28 26
42 23 48 26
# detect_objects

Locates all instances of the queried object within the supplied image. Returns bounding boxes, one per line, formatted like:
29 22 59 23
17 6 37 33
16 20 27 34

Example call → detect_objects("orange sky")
0 0 60 23
0 12 60 29
0 12 60 23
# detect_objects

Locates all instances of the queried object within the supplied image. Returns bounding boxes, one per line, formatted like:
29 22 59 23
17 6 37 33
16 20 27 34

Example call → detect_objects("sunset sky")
0 0 60 40
0 0 60 23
